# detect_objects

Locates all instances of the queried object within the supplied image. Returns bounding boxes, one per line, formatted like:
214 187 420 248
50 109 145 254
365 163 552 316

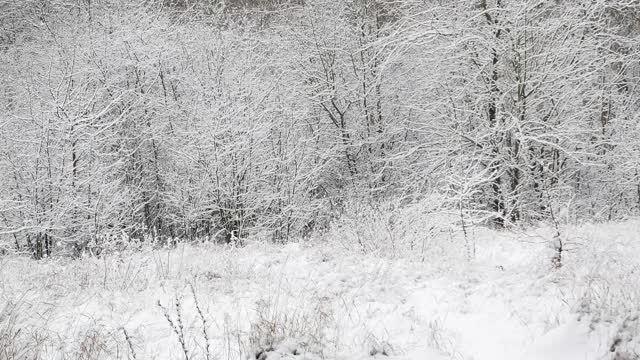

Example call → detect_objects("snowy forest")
1 0 639 257
1 1 640 359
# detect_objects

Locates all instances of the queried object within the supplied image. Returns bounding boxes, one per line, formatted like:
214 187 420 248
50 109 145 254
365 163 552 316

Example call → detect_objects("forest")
1 0 639 257
2 1 640 359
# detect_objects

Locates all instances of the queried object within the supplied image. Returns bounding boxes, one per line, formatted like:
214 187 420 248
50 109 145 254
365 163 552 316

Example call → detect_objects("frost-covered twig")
122 327 137 360
158 298 190 360
190 283 212 360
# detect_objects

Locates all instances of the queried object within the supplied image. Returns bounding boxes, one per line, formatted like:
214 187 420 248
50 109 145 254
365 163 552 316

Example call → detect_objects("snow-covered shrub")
74 328 112 360
426 319 462 360
323 197 469 262
0 300 48 360
565 221 640 358
248 296 334 359
0 301 28 360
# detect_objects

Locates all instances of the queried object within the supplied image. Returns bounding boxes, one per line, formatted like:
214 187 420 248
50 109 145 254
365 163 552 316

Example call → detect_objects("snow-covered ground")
1 219 639 359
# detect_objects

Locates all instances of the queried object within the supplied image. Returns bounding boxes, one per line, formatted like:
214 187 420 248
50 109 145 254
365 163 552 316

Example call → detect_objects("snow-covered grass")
1 218 640 359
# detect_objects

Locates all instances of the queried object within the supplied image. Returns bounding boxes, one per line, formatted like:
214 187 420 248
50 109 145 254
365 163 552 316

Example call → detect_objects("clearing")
1 220 639 359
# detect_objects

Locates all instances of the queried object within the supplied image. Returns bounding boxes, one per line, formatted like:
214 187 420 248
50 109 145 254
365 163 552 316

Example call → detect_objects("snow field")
1 219 640 359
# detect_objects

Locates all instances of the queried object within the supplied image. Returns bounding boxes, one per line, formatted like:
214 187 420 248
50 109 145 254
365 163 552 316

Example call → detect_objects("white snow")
1 219 639 359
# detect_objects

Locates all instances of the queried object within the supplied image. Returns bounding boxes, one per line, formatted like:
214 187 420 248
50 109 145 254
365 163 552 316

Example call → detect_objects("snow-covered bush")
248 296 334 359
0 300 35 360
323 197 470 262
562 221 640 358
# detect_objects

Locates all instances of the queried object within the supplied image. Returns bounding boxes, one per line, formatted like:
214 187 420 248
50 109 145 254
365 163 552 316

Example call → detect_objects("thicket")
0 0 638 258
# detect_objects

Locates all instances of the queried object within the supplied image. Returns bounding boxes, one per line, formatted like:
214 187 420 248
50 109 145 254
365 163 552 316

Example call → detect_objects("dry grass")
248 295 334 358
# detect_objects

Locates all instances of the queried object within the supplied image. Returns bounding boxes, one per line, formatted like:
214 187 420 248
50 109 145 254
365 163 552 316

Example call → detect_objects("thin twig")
190 283 212 360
